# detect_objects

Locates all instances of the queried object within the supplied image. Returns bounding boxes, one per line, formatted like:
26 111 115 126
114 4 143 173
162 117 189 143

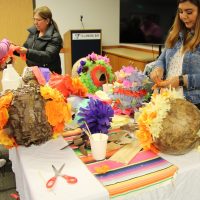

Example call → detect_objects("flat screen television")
120 0 177 45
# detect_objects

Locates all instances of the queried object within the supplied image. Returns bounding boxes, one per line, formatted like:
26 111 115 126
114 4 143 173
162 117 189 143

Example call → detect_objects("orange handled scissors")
46 163 78 188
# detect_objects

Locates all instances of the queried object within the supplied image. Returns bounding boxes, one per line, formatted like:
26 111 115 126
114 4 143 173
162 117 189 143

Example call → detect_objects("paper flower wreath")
77 52 114 94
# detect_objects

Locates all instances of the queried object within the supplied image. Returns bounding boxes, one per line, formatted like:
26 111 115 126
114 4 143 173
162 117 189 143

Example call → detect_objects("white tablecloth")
10 137 200 200
9 137 109 200
119 151 200 200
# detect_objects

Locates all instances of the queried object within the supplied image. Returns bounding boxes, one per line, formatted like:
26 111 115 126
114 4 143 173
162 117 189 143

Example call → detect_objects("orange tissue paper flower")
0 92 13 109
48 73 74 98
72 77 88 97
0 107 9 129
45 100 71 127
0 92 13 129
53 122 65 133
0 129 16 148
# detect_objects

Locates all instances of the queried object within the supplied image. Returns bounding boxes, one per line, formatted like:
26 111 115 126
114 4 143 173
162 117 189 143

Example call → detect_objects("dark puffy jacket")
23 24 63 74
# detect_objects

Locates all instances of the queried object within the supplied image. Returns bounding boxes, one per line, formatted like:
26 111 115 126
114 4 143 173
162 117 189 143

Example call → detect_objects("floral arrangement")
40 86 72 133
77 52 114 94
135 88 200 154
0 85 71 149
111 66 152 115
75 98 114 134
0 92 16 148
48 73 88 98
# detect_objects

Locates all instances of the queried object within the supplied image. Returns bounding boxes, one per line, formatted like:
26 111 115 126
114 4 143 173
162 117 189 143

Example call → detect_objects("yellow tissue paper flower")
136 88 184 152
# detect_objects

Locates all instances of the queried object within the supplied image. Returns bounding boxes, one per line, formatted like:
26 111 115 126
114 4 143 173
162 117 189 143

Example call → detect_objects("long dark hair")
165 0 200 52
177 0 200 5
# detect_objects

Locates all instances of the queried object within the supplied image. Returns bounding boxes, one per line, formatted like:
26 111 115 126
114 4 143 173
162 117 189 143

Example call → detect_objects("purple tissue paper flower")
77 98 114 134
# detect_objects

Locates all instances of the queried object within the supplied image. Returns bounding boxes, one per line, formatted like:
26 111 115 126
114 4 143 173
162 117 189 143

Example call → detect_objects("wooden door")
105 53 119 72
0 0 33 90
118 57 146 72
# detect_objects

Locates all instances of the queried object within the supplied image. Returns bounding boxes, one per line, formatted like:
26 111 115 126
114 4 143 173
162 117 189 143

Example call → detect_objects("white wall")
35 0 157 51
35 0 120 46
35 0 120 73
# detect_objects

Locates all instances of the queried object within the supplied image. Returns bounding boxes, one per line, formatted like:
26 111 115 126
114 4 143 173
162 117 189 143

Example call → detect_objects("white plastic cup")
90 133 108 161
102 84 113 94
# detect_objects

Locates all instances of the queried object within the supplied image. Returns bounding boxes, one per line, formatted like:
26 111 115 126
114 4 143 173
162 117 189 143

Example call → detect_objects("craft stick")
105 74 109 86
100 132 103 140
62 128 82 137
109 140 142 164
82 128 91 138
84 121 92 136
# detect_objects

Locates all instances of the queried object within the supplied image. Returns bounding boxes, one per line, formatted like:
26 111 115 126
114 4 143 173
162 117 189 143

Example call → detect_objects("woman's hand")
156 76 179 88
15 46 28 54
150 67 164 83
157 75 188 88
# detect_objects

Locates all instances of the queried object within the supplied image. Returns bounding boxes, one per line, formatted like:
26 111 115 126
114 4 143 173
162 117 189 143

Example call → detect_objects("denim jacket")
147 32 200 104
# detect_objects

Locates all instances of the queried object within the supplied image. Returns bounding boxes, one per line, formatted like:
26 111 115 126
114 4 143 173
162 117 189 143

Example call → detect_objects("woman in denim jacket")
149 0 200 108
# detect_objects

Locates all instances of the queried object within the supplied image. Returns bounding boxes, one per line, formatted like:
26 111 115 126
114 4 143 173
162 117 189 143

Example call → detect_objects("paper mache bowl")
0 68 71 148
135 89 200 155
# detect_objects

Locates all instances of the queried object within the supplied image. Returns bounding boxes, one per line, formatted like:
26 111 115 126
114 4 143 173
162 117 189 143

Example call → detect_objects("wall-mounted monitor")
120 0 177 45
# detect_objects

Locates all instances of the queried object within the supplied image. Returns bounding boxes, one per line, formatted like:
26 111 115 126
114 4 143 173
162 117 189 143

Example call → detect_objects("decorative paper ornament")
75 52 114 94
0 71 71 148
136 89 200 155
111 66 152 116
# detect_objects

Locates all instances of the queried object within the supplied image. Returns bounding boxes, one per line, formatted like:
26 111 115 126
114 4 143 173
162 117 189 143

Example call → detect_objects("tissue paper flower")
0 92 16 148
48 73 88 98
76 98 114 134
40 86 72 133
0 92 13 129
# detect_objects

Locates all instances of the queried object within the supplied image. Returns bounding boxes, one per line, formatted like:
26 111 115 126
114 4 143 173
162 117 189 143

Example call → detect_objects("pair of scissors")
46 163 78 188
